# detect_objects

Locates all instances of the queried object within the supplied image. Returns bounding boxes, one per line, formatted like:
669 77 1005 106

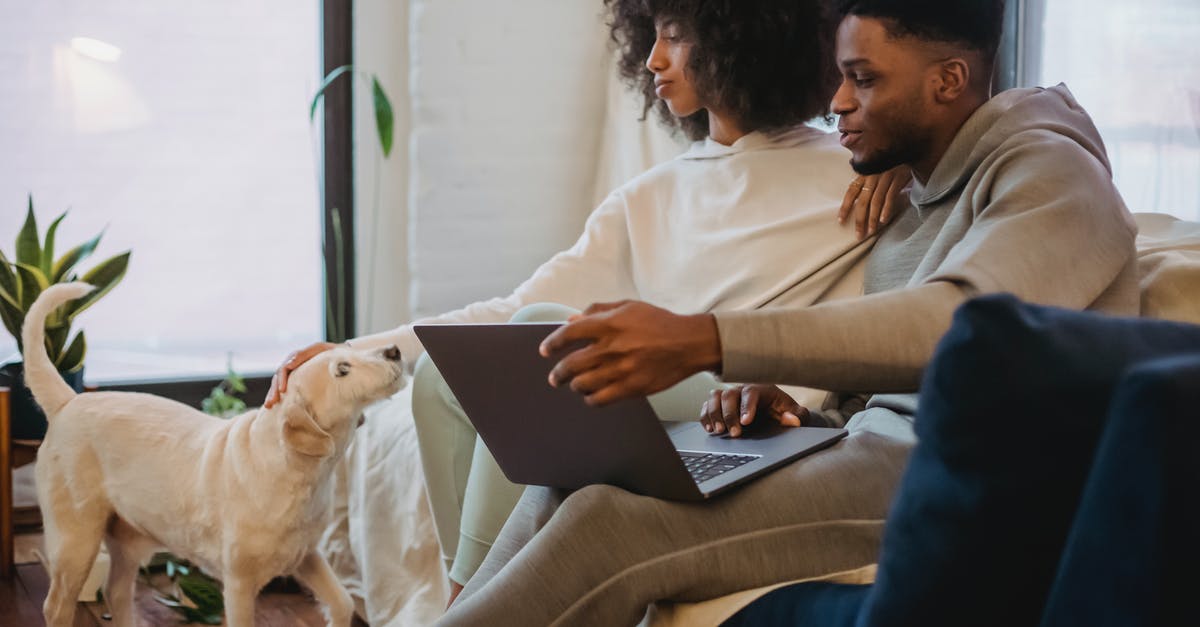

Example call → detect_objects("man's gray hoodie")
712 84 1139 402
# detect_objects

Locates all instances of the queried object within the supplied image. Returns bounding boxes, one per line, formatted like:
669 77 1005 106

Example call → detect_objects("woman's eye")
854 75 874 87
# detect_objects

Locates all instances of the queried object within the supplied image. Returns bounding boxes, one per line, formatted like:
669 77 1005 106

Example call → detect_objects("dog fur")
23 283 405 627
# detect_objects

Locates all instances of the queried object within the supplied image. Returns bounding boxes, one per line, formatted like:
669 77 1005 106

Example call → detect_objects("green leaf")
310 64 353 122
51 229 105 283
56 330 86 374
0 250 19 310
13 262 49 311
43 325 69 365
16 196 41 267
66 251 130 321
372 75 394 157
42 210 68 277
178 572 224 614
0 278 18 312
0 300 21 351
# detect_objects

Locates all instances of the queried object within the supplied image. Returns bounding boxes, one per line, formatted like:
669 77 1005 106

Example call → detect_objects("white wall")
354 0 411 335
405 0 611 320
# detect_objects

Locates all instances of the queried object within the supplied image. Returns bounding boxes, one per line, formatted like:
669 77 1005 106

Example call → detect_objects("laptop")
414 323 847 501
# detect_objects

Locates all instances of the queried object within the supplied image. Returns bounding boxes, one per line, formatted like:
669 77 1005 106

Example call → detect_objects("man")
441 1 1139 625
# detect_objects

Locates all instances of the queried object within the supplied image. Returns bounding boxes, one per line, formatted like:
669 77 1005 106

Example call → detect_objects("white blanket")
319 386 448 626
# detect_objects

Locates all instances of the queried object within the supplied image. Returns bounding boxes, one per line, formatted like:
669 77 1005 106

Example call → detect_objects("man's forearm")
714 282 966 392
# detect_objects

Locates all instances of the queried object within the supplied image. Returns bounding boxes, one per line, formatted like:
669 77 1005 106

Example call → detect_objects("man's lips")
839 129 862 148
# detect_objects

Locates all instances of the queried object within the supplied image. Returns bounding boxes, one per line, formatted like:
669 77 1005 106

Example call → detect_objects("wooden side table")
1 386 13 579
1 387 43 579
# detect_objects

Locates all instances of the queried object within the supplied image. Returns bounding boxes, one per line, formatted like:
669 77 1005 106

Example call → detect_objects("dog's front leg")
293 551 354 627
221 575 261 627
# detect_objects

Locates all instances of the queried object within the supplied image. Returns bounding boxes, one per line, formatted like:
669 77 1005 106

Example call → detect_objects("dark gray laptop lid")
414 323 703 498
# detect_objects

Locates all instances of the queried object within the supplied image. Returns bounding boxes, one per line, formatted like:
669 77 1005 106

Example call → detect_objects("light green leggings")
411 303 724 585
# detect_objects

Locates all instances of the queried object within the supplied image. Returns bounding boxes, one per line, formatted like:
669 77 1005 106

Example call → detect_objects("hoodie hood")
679 124 828 160
913 84 1111 208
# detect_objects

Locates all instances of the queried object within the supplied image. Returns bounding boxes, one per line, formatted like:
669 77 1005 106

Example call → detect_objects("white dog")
23 283 405 627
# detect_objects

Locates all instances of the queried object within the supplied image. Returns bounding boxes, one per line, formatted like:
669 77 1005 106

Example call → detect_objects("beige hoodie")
715 85 1139 397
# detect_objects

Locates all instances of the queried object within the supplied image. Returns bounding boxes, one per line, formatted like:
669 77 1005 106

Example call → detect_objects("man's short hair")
837 0 1006 58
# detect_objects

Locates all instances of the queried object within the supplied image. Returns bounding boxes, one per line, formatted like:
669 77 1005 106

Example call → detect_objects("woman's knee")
412 352 452 414
509 302 579 323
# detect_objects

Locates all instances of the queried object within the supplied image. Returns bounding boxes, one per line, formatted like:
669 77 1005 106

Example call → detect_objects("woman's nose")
645 39 666 73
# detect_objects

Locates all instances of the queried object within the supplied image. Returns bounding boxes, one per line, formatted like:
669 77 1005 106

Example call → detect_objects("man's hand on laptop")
540 300 722 406
700 385 808 438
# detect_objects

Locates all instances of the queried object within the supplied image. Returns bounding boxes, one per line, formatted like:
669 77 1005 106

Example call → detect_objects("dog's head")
278 344 405 458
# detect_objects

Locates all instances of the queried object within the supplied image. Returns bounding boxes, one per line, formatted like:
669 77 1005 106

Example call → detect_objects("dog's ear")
282 398 334 458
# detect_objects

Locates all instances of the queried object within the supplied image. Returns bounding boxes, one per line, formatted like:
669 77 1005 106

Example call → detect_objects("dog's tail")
21 282 96 417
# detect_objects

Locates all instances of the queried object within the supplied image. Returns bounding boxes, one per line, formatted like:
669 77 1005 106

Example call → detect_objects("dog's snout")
383 345 401 362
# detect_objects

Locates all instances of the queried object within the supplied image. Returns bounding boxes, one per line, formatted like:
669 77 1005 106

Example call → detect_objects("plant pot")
0 360 86 440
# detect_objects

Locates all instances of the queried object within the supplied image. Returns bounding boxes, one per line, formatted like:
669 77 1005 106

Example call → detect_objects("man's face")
831 16 938 175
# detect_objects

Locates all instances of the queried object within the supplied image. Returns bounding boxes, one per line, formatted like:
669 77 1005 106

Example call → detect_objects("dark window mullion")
322 0 355 343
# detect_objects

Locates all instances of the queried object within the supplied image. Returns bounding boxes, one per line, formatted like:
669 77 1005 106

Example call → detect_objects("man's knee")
510 302 579 323
561 484 645 528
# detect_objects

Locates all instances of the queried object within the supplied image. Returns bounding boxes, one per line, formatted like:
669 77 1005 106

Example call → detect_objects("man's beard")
851 143 922 174
850 123 928 175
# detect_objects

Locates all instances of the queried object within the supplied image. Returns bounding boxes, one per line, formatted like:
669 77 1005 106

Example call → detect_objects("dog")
23 282 405 627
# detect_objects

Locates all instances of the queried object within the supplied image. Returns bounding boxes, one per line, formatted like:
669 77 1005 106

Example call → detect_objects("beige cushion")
1134 212 1200 324
643 565 877 627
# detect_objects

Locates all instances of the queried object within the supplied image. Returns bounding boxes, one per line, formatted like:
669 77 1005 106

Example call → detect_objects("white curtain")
1026 0 1200 221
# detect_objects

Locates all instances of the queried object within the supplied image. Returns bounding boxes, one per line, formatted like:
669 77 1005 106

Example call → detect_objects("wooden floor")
2 534 368 626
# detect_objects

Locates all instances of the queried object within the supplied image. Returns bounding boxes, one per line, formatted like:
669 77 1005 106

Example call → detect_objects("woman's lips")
655 81 672 98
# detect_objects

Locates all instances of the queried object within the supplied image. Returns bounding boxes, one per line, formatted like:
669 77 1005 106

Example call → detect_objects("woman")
267 0 908 607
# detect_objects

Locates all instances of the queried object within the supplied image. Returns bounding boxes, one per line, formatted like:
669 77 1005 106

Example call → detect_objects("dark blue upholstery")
722 295 1200 627
1038 353 1200 627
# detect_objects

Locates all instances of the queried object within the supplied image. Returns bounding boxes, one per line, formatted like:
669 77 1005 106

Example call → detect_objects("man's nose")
830 81 855 116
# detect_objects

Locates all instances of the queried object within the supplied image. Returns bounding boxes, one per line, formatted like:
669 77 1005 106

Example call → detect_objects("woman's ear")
282 397 334 457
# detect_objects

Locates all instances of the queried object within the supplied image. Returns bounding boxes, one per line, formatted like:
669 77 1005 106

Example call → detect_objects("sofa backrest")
1134 212 1200 324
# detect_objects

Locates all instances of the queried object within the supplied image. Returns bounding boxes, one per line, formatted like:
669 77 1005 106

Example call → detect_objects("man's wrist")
684 313 723 374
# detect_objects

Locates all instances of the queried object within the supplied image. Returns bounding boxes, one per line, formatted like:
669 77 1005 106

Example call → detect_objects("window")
1 1 325 383
1020 0 1200 221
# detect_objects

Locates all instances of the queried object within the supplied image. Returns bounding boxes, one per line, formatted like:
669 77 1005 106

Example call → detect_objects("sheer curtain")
1024 0 1200 221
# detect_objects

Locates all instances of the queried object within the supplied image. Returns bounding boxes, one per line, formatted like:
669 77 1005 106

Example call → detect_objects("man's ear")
932 57 971 104
282 398 334 457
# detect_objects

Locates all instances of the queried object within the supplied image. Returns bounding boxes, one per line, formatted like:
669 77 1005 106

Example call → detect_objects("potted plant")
0 195 130 439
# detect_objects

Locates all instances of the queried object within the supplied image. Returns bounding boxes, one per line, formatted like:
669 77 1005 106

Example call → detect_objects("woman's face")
645 18 703 118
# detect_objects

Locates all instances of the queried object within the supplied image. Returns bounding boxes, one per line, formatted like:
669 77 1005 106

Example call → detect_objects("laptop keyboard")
678 450 760 484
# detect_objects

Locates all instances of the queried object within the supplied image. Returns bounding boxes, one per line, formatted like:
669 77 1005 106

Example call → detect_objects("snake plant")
0 195 130 373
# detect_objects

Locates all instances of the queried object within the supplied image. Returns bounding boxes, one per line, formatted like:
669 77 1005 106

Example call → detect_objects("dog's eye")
336 362 351 377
